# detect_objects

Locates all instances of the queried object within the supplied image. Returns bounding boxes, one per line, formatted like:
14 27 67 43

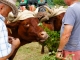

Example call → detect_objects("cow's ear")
6 20 22 28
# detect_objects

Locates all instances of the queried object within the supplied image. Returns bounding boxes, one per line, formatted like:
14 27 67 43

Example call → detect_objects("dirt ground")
13 42 49 60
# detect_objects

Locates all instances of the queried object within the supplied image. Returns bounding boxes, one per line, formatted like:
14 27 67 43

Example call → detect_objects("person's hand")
8 36 14 44
56 52 63 59
11 38 20 49
8 36 20 49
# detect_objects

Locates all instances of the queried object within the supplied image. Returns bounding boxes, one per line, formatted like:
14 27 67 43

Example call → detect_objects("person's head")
64 0 78 6
0 0 18 17
0 3 12 17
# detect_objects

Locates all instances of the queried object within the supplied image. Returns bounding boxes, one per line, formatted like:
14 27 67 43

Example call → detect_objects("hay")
7 9 39 22
36 6 67 22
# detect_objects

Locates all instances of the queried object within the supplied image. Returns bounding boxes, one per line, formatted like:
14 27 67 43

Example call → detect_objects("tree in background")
17 0 21 2
53 0 66 5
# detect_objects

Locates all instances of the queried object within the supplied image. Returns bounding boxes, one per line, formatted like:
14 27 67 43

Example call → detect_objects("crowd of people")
19 0 47 11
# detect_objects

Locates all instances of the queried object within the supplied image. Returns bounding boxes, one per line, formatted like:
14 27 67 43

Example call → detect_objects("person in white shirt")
0 0 20 60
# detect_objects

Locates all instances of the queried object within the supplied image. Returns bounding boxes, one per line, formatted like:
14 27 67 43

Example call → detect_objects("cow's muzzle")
38 31 49 42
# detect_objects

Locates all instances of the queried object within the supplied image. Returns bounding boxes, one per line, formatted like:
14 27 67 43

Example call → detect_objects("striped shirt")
0 14 11 58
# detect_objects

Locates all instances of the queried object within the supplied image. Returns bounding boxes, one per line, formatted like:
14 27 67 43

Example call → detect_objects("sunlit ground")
13 42 49 60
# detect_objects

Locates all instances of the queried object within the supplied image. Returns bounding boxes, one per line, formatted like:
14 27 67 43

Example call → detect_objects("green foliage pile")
44 28 60 52
38 22 60 60
38 23 60 52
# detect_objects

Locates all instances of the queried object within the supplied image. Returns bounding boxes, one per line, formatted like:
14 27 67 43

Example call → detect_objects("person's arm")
58 24 73 50
0 37 20 60
56 24 73 59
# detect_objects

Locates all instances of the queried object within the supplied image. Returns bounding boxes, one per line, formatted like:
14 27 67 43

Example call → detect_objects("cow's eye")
24 24 30 27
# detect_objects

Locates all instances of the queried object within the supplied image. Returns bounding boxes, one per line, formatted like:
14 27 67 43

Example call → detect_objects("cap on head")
0 0 18 17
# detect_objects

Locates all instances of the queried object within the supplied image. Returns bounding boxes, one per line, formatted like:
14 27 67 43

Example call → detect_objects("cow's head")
6 17 48 43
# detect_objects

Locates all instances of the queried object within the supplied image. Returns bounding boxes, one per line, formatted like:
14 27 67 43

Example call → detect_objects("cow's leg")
8 47 20 60
41 45 44 54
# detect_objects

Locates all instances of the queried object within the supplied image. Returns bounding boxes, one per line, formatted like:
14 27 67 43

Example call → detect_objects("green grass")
13 42 49 60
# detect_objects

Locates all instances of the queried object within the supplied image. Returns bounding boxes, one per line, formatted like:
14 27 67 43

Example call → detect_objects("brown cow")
40 12 65 31
37 12 65 53
36 6 66 31
37 12 65 32
6 17 48 60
